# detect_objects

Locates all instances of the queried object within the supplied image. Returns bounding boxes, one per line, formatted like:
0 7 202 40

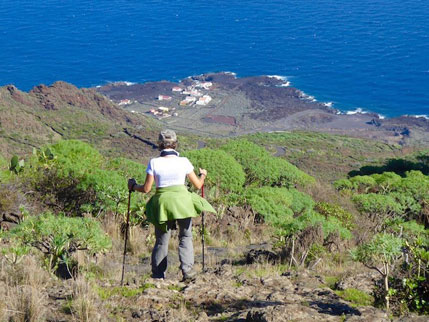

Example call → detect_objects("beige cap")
158 129 177 144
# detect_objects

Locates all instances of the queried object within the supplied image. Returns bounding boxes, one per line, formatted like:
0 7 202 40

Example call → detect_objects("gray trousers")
151 218 194 278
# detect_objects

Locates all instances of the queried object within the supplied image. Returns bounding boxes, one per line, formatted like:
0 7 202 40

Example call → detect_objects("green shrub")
221 139 314 187
398 171 429 203
349 175 376 193
315 202 354 230
184 148 246 193
48 140 103 178
24 141 145 216
1 212 111 275
105 157 147 183
352 193 404 226
81 169 128 214
288 188 315 215
351 233 403 310
333 178 354 191
371 172 402 193
245 187 294 231
244 187 351 240
296 211 352 240
388 192 421 220
0 155 14 182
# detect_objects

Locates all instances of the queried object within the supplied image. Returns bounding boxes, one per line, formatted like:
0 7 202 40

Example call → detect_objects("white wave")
105 80 136 86
341 107 386 119
406 114 429 120
267 75 288 81
346 108 368 115
223 71 237 77
323 102 333 108
298 90 317 102
267 75 292 87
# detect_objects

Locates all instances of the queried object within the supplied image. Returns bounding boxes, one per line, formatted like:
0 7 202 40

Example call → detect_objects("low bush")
221 139 314 187
315 202 355 230
184 148 246 194
21 141 148 218
1 212 111 277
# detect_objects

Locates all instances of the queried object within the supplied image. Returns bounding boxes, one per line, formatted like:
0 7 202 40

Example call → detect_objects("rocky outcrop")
0 185 27 230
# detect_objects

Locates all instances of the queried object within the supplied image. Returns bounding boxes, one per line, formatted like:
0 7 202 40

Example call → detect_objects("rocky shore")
96 72 429 146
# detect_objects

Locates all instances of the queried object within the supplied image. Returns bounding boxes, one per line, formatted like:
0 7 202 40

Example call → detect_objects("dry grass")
128 225 153 257
71 277 101 322
4 285 47 322
0 255 50 321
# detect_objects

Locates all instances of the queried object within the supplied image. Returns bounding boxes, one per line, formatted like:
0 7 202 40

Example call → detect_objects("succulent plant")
9 155 24 174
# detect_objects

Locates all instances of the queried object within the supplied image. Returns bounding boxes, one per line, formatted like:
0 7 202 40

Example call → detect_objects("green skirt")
146 185 216 232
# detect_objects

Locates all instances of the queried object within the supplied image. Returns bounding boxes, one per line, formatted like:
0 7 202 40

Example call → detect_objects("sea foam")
406 114 429 120
344 108 385 119
267 75 291 87
346 108 367 115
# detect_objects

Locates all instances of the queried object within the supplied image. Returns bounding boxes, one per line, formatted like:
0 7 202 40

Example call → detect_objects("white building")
158 95 172 101
180 96 196 106
190 90 203 97
172 86 183 92
196 95 212 106
195 82 213 90
158 106 169 113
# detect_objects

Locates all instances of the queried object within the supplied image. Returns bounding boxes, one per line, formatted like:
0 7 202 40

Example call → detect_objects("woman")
128 129 215 281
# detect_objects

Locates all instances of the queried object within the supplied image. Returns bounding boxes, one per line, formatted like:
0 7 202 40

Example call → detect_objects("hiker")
128 129 215 281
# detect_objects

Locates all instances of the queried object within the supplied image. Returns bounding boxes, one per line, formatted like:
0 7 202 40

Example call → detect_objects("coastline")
94 72 429 146
96 72 428 121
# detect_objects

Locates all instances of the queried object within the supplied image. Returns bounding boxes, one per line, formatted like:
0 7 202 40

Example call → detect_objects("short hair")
158 141 177 151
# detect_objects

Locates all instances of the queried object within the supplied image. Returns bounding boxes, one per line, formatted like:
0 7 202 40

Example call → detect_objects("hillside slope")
0 82 161 160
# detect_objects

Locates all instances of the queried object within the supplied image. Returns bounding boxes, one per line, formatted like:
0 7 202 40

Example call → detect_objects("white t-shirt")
146 154 194 188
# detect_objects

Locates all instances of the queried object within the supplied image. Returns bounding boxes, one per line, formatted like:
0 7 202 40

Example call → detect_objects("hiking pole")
201 184 206 273
120 189 132 286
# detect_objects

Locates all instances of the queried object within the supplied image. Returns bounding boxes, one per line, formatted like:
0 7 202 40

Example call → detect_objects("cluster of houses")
149 80 214 119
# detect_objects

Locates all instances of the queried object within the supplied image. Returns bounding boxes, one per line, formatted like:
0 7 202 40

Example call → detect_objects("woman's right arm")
187 168 207 190
129 173 154 193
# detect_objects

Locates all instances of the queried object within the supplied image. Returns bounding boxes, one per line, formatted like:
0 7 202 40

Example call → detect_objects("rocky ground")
38 247 426 322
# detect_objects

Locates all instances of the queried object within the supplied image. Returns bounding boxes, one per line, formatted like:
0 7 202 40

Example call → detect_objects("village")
117 80 214 120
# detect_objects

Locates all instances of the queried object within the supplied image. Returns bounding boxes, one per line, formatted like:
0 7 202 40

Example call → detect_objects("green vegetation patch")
1 212 111 272
97 284 155 300
184 148 246 193
244 131 402 181
221 139 314 187
335 288 374 307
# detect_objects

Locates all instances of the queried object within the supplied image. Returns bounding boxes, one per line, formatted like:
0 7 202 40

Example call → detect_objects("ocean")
0 0 428 117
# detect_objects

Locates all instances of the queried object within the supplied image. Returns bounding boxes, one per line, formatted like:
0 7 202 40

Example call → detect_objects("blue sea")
0 0 428 117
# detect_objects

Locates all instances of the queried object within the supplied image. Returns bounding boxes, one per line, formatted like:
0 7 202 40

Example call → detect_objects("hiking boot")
182 269 197 282
151 272 165 279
